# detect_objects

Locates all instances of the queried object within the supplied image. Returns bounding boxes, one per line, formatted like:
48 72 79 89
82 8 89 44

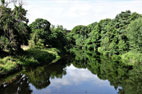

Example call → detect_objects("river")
0 53 142 94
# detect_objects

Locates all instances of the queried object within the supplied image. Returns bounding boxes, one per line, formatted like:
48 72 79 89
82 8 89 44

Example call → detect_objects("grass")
0 48 60 76
0 57 19 75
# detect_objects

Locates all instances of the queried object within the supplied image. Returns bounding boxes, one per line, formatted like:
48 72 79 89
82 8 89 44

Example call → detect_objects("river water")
30 64 118 94
0 54 141 94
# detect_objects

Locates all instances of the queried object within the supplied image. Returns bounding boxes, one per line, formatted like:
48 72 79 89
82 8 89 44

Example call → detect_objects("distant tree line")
68 10 142 57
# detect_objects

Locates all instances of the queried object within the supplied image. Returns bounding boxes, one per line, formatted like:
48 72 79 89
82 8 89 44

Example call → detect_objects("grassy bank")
0 48 60 77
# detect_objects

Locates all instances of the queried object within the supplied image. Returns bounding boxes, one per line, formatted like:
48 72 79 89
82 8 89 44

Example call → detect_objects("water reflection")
0 74 32 94
52 64 108 87
1 49 142 94
71 49 142 94
0 58 68 94
44 64 116 94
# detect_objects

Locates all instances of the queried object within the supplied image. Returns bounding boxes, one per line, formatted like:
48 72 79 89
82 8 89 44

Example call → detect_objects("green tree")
29 18 51 48
126 18 142 52
69 25 90 49
49 25 69 50
0 0 30 54
97 11 141 56
86 19 112 52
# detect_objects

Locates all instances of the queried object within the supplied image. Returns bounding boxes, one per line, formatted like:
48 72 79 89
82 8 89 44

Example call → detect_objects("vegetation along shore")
1 0 142 78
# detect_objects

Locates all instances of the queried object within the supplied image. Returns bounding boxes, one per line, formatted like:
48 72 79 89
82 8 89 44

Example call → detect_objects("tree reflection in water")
0 74 32 94
72 48 142 94
1 49 142 94
0 58 69 94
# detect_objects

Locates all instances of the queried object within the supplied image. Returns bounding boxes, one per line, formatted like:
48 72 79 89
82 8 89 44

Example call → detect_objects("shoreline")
0 48 61 78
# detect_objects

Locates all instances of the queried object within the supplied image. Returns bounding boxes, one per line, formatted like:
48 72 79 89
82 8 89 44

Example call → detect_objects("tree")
86 19 112 52
30 18 51 32
126 18 142 52
29 18 51 47
49 25 68 50
0 0 30 54
71 25 89 37
69 25 89 49
97 11 141 55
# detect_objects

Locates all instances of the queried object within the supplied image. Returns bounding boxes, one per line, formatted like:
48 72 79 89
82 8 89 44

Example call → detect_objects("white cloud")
23 0 142 29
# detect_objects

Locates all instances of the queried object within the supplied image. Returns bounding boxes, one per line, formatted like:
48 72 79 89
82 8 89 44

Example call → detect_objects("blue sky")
23 0 142 29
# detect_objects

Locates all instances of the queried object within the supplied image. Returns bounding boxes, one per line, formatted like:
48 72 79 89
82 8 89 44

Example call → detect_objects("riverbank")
0 48 60 77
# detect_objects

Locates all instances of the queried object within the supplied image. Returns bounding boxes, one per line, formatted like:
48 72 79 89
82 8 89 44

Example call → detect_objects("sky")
23 0 142 30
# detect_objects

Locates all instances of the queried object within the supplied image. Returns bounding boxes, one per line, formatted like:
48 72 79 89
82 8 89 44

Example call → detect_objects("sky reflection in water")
30 64 118 94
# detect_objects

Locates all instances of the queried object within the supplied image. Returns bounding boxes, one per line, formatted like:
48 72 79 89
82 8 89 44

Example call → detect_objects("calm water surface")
0 63 119 94
1 50 141 94
30 64 118 94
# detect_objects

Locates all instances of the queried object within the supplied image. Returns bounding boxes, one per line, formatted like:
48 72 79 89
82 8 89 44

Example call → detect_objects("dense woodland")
1 0 142 76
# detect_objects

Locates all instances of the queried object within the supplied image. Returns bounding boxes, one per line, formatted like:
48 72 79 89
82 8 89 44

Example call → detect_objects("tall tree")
0 0 30 54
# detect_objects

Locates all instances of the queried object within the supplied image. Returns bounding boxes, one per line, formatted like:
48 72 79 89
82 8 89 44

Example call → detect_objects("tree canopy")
0 0 30 54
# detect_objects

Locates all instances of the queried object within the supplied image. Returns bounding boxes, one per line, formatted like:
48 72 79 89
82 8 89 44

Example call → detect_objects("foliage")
0 56 19 75
49 25 69 51
1 1 142 84
126 18 142 52
121 51 142 66
30 19 69 51
0 48 59 76
0 1 30 54
29 18 51 48
67 25 90 50
69 10 142 57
